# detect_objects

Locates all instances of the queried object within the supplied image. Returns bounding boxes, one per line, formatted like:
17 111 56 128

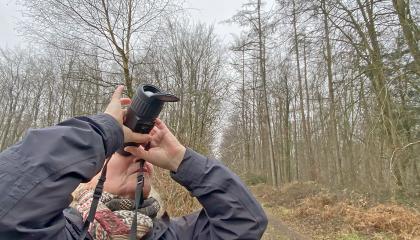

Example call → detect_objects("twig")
389 140 420 183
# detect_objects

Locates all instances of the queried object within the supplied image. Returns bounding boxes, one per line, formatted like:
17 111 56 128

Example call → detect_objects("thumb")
124 127 151 143
105 85 125 125
111 85 124 104
124 145 150 160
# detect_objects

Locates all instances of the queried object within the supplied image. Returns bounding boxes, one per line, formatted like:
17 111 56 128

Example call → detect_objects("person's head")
87 152 154 199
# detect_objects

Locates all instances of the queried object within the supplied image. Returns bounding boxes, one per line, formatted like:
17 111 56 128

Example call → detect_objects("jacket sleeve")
162 148 268 240
0 114 124 240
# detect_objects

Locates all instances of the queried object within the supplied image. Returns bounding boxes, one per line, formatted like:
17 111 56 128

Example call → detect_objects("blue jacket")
0 114 267 239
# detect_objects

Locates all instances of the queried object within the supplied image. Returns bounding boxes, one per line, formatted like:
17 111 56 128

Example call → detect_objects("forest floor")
250 182 420 240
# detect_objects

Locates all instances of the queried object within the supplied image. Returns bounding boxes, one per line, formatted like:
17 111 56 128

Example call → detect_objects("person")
0 86 268 240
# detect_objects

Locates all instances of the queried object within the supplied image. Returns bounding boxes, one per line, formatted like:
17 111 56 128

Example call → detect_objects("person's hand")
124 119 186 172
104 85 150 144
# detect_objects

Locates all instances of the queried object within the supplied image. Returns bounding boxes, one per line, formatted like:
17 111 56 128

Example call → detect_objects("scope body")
118 84 178 155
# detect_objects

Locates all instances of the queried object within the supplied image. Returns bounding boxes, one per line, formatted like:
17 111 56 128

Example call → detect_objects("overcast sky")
0 0 20 48
0 0 277 48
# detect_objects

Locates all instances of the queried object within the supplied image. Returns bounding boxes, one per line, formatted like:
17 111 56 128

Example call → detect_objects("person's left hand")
125 118 185 172
104 85 150 143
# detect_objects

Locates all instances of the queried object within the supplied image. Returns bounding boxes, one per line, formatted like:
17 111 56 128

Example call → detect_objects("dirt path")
262 207 312 240
250 185 312 240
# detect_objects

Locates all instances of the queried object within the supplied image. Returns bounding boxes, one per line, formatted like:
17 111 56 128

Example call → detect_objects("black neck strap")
79 158 110 240
129 159 145 240
130 142 150 239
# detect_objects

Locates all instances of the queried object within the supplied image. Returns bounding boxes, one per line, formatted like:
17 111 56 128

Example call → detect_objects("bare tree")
22 0 179 97
392 0 420 75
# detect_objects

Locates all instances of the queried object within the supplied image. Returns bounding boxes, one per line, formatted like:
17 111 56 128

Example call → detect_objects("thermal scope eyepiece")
118 84 179 155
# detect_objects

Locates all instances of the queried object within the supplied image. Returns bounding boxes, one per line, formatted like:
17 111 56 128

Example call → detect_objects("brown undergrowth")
297 194 420 239
152 170 420 240
152 167 201 217
251 182 420 240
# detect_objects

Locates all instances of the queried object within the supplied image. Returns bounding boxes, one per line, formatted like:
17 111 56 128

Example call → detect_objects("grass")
338 233 366 240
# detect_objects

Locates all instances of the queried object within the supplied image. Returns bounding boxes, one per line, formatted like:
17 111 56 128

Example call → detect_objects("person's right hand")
124 119 186 172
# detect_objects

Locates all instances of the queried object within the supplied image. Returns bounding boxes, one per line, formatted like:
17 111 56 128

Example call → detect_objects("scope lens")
144 91 154 97
143 85 159 93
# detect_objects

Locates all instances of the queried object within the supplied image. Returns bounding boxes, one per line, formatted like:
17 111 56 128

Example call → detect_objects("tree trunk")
321 0 343 185
392 0 420 75
292 0 311 180
257 0 277 185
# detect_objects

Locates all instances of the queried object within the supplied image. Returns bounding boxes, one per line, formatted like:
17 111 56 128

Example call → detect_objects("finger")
125 145 149 160
111 85 124 103
154 118 162 128
150 140 158 148
154 118 167 130
120 98 131 106
126 129 151 143
122 109 128 122
150 127 158 136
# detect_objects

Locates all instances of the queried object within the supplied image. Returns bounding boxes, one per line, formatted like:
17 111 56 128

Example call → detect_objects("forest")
0 0 419 238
